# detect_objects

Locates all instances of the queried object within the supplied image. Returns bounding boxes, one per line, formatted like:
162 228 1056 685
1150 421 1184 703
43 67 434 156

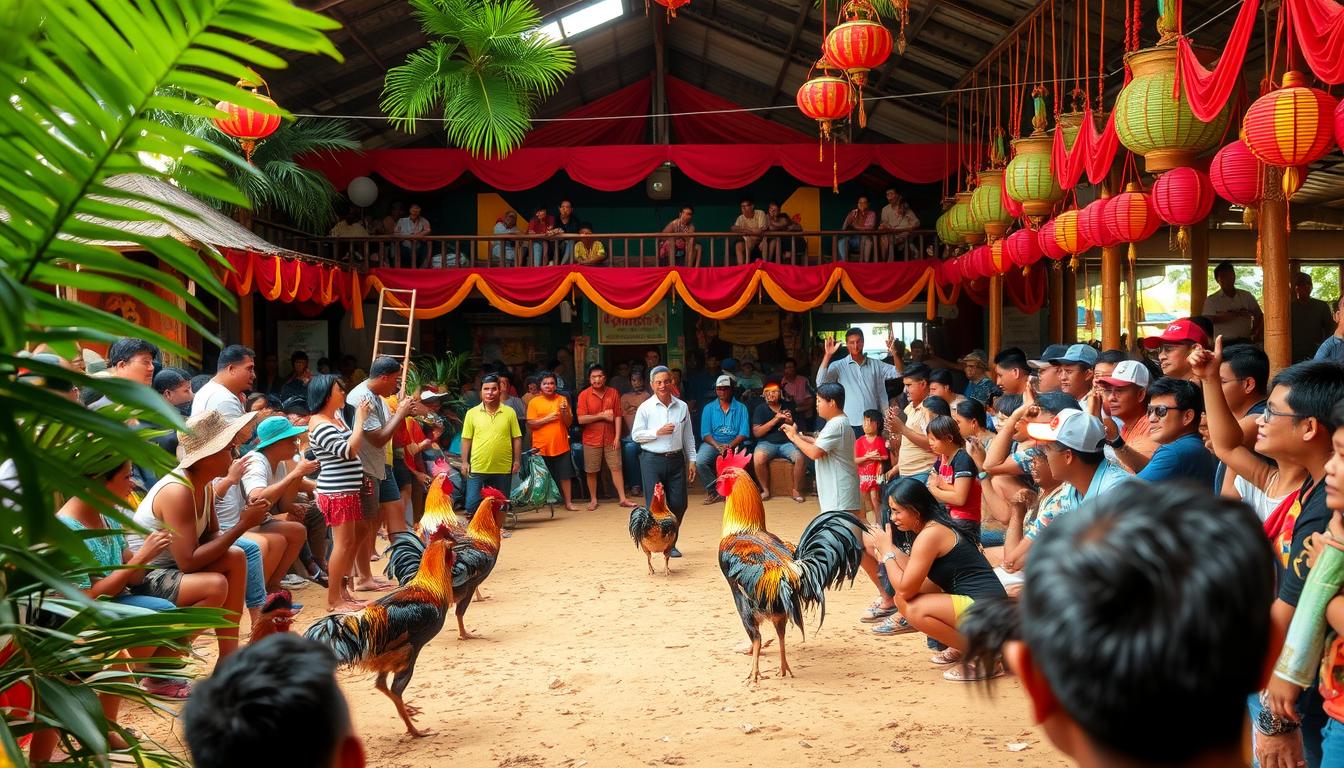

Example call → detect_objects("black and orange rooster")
392 485 508 640
303 526 457 737
629 483 679 575
421 472 470 542
716 449 863 682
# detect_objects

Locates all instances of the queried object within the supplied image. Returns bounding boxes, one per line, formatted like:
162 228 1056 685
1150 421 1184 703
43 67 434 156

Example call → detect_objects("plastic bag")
511 453 560 507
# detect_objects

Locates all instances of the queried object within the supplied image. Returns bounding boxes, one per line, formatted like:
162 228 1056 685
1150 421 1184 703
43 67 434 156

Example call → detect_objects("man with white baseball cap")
999 409 1134 576
1093 359 1158 470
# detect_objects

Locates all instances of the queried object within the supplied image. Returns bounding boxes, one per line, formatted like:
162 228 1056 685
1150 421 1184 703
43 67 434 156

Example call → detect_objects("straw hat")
178 410 258 469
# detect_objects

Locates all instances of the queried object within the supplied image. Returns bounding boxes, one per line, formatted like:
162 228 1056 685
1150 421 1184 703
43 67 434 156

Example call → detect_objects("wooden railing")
251 219 939 272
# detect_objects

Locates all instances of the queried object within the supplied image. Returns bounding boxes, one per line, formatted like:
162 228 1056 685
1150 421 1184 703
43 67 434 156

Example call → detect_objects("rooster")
716 448 863 682
303 526 457 737
391 485 508 640
629 483 679 575
249 590 296 643
420 472 469 542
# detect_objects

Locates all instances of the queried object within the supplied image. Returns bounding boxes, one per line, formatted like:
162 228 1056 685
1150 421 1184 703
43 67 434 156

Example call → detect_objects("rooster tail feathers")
793 511 865 629
384 530 426 586
303 614 364 666
628 505 653 546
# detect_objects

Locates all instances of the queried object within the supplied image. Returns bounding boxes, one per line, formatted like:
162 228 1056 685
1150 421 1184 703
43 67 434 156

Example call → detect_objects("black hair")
816 381 845 411
994 393 1023 417
926 415 964 447
152 367 189 394
107 337 159 367
740 196 755 205
185 634 351 768
480 373 501 386
1097 349 1128 367
282 396 310 416
579 221 593 231
993 346 1026 366
784 357 797 367
1270 360 1344 425
290 350 309 363
586 363 605 375
862 408 884 428
928 369 954 389
317 357 332 370
1220 343 1269 396
1331 399 1344 431
844 326 864 340
369 355 401 379
1035 391 1080 416
960 482 1273 763
190 374 212 393
306 373 344 413
1214 259 1235 275
955 397 989 430
922 396 951 418
246 392 281 411
1042 439 1106 467
902 362 931 383
538 371 558 385
216 344 254 372
883 477 976 548
1147 376 1204 421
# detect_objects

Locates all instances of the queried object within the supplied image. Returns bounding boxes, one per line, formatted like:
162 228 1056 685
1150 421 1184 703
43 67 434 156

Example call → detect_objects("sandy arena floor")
127 493 1068 767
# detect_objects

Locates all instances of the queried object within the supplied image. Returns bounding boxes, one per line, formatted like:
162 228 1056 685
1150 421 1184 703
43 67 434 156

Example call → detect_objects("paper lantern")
822 1 892 126
1114 46 1231 172
1038 218 1071 261
1005 134 1065 218
347 176 378 208
971 168 1015 240
1003 227 1043 273
960 245 987 280
650 0 692 17
1052 209 1090 254
213 79 282 163
935 206 960 246
989 239 1009 276
1243 71 1336 196
1079 198 1122 248
936 256 963 285
1105 185 1160 243
796 74 854 141
947 191 984 245
1151 167 1215 225
1210 139 1262 205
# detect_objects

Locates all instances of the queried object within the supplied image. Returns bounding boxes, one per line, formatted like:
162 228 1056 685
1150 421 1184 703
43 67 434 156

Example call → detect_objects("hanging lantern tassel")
857 89 868 128
1283 167 1302 199
832 140 839 193
1127 241 1137 270
1176 225 1190 255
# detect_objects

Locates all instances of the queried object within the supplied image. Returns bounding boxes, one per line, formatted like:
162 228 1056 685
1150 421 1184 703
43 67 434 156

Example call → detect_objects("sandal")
871 614 917 635
943 661 1005 682
859 602 899 623
791 491 805 503
930 648 964 665
142 677 192 699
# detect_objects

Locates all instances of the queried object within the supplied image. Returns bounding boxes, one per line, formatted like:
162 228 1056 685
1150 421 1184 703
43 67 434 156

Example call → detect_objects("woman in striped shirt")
307 373 369 611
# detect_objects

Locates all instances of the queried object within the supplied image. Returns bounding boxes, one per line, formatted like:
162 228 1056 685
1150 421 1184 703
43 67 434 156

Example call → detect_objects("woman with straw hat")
128 410 264 671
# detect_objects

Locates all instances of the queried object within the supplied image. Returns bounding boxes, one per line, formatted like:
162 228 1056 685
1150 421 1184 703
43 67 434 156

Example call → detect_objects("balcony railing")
251 220 939 271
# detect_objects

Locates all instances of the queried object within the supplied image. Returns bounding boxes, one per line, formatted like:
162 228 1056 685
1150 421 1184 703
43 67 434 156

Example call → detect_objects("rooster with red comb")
629 483 679 574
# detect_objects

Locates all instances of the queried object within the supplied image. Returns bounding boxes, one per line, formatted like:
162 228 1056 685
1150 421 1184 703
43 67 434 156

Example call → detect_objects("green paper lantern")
1114 45 1231 173
947 191 984 245
971 168 1014 239
1005 134 1064 219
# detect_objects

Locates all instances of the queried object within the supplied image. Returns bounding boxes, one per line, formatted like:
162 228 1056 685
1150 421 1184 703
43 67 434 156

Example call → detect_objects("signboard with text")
598 302 667 346
277 320 329 367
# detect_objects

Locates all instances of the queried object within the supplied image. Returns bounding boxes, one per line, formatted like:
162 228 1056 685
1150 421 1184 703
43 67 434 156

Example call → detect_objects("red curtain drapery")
1286 0 1344 84
303 144 961 192
1051 100 1123 190
523 78 652 147
663 77 815 144
1175 0 1260 120
960 266 1047 314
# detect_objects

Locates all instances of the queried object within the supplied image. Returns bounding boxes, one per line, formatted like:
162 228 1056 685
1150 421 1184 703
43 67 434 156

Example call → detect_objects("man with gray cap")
630 366 697 556
1050 343 1099 410
1027 343 1069 393
999 408 1134 574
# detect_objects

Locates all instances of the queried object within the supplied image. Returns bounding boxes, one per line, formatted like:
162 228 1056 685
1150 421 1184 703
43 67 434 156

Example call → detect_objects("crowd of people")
12 270 1344 766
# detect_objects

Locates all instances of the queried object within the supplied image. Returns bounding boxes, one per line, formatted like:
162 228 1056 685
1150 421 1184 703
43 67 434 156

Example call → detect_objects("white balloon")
347 176 378 207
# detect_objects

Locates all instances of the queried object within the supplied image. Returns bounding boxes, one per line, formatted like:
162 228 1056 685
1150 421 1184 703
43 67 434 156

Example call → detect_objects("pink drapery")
304 144 962 192
1286 0 1344 84
1175 0 1259 120
1051 100 1123 190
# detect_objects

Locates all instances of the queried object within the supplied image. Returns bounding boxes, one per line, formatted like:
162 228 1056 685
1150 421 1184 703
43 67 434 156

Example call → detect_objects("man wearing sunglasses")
1133 377 1217 486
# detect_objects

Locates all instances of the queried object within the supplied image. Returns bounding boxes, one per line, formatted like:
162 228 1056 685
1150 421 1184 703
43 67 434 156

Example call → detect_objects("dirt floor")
126 492 1069 767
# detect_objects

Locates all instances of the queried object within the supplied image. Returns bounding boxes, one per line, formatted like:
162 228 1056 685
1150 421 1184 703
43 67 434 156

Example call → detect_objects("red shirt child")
855 434 888 492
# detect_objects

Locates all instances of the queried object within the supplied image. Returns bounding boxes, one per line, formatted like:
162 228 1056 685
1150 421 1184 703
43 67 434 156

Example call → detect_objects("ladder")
370 287 418 394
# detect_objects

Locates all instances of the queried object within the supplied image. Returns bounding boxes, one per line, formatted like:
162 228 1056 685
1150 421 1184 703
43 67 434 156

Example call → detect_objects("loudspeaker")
646 166 671 200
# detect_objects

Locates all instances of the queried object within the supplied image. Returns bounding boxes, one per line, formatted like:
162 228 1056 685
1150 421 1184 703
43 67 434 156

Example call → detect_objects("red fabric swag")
523 78 652 147
1051 99 1124 190
1176 0 1260 120
665 77 814 144
1287 0 1344 84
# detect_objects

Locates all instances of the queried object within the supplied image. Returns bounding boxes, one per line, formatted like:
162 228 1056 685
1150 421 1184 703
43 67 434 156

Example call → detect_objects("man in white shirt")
731 198 769 265
879 188 920 260
1203 260 1262 341
815 327 903 435
192 344 256 422
394 203 432 264
630 366 698 556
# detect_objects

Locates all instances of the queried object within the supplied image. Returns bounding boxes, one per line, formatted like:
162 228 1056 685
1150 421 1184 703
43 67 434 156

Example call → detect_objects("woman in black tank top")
873 478 1006 677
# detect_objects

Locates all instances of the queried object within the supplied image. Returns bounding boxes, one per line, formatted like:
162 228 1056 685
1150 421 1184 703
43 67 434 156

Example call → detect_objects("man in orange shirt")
526 372 577 512
577 364 636 511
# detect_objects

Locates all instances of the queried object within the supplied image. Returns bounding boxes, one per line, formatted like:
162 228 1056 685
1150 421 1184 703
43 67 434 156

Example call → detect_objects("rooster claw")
406 725 435 739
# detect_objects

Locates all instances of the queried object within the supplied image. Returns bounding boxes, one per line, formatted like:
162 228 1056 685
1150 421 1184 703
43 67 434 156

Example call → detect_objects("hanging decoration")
988 239 1011 276
1242 71 1337 197
1209 138 1265 206
647 0 692 19
1151 166 1215 252
795 62 856 192
1078 197 1122 249
1104 183 1161 267
1114 46 1231 172
213 78 283 164
1003 226 1044 273
1006 92 1064 219
972 168 1015 240
822 0 893 127
1037 217 1072 261
935 199 961 245
1052 208 1092 255
948 190 985 245
1174 0 1259 121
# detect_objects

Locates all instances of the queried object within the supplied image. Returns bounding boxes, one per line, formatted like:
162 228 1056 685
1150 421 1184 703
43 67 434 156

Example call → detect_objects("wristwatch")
976 471 989 481
1106 433 1125 449
880 551 898 565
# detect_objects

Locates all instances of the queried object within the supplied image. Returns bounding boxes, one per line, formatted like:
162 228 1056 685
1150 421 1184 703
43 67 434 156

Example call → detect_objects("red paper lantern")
796 74 854 139
1210 139 1262 205
822 0 892 127
1003 227 1043 272
213 79 282 163
989 239 1010 276
1105 185 1161 244
961 245 988 280
649 0 691 18
1037 219 1071 261
1078 198 1121 248
936 257 962 285
1243 71 1336 195
1151 167 1215 226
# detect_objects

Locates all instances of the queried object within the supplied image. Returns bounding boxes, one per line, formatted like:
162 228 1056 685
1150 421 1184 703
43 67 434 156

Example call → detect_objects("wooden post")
239 292 255 350
1048 264 1064 343
1063 264 1078 343
988 274 1003 357
1261 167 1291 372
1189 221 1209 316
1101 244 1122 349
1125 252 1140 353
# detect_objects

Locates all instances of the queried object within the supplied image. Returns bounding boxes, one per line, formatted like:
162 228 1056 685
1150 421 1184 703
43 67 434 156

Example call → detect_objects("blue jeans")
621 438 642 490
1249 690 1327 767
234 536 266 610
1322 718 1344 768
113 593 176 612
465 472 512 516
753 441 803 463
837 235 872 261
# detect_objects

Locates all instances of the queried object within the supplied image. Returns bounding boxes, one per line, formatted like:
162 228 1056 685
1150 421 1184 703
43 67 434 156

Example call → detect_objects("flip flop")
619 499 639 508
142 678 192 700
943 661 1005 682
791 493 805 503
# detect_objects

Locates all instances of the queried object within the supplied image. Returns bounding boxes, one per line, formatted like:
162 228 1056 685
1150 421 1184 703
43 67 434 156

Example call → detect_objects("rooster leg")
771 616 793 678
746 636 763 683
456 595 479 639
374 671 433 738
663 550 671 576
646 549 655 576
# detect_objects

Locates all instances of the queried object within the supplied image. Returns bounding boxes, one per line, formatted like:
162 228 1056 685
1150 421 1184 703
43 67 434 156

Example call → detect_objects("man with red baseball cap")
1142 318 1209 381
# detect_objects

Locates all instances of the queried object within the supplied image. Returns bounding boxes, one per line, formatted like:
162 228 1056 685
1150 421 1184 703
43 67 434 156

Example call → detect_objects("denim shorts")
754 441 803 463
377 465 401 503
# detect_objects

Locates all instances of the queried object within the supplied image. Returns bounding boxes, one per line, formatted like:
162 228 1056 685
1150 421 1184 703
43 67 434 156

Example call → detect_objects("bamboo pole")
1048 265 1064 343
1063 265 1078 344
1261 167 1291 372
988 274 1003 357
1102 245 1122 349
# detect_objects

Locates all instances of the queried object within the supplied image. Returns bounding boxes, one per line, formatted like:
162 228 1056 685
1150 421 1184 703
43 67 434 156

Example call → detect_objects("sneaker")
871 614 917 636
701 492 723 505
668 547 683 558
280 574 309 589
859 603 899 624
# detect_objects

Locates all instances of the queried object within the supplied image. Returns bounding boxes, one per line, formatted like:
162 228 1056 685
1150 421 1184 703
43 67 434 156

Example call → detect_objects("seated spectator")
992 347 1031 397
751 381 806 503
925 415 982 542
732 197 768 265
126 411 259 670
1049 344 1097 410
279 351 312 405
837 195 878 262
927 368 956 404
959 350 994 404
1141 317 1209 381
329 207 368 262
1135 377 1217 486
527 206 555 266
960 483 1275 767
1315 294 1344 364
736 359 764 394
879 189 920 260
491 211 524 266
573 222 606 265
659 205 701 267
185 634 366 768
393 203 431 265
871 477 1007 677
763 202 805 264
1027 344 1069 392
552 199 580 264
697 375 751 504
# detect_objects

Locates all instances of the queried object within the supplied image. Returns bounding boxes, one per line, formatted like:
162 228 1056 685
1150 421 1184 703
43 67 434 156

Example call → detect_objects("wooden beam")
768 0 814 104
860 0 941 136
329 8 388 71
944 0 1052 103
1048 264 1064 343
1101 243 1122 349
1189 220 1209 315
988 274 1003 356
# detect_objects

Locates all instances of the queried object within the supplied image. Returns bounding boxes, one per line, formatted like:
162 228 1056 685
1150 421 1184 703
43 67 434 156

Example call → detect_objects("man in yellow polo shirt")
461 373 522 514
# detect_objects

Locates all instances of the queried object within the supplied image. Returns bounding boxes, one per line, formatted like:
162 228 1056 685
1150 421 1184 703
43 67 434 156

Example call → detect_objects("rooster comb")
481 486 507 502
716 447 752 472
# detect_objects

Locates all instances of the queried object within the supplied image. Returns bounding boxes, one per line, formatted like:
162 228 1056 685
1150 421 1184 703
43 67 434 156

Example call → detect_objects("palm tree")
0 0 341 763
381 0 576 158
